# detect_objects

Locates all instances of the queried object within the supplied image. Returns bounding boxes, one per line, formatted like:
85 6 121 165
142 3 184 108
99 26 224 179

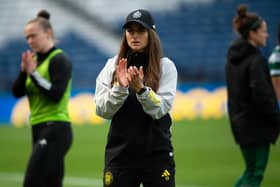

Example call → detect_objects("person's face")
125 23 149 52
24 22 52 53
249 21 268 47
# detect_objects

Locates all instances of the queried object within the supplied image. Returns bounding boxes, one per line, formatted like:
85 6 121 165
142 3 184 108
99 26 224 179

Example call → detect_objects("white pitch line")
0 172 101 186
0 172 209 187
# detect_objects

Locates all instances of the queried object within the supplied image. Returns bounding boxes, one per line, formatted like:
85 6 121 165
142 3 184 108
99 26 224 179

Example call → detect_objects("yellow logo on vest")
161 169 171 181
104 171 113 186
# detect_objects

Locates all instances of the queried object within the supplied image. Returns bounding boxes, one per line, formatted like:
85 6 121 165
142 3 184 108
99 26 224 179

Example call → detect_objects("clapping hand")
127 66 144 93
116 58 145 92
21 50 37 74
116 58 129 87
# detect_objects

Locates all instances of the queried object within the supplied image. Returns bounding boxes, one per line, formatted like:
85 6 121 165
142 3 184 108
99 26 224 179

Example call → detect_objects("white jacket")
94 56 177 120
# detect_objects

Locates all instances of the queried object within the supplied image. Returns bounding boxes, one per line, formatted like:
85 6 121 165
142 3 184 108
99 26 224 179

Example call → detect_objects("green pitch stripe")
0 172 209 187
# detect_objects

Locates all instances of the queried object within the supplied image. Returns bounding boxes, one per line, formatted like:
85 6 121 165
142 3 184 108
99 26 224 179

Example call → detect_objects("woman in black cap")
226 4 280 187
95 9 177 187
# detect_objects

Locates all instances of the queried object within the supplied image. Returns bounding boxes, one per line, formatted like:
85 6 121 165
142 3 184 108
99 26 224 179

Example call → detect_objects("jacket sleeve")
136 57 178 119
94 57 129 119
12 71 27 98
249 55 280 124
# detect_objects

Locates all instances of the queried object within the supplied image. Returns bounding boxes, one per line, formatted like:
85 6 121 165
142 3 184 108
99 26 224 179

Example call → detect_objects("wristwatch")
137 87 147 95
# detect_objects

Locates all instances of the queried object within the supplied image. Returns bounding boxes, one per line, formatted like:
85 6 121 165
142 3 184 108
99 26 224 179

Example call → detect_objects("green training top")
25 49 71 125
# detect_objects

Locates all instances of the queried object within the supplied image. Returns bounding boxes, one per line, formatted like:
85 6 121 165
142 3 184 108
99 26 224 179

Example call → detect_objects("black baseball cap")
123 9 156 30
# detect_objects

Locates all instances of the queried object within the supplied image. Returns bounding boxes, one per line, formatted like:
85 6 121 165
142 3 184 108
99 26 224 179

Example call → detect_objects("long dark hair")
114 28 162 92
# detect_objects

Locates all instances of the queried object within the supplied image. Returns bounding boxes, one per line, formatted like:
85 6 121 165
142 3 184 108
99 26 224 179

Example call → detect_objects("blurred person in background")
269 23 280 102
12 10 73 187
94 9 177 187
226 4 280 187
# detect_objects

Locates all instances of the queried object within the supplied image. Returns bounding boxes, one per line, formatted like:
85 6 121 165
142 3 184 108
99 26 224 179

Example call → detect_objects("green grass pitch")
0 118 279 187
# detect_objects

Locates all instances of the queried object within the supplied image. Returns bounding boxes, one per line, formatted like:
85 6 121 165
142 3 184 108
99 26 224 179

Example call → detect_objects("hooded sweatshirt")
225 38 280 145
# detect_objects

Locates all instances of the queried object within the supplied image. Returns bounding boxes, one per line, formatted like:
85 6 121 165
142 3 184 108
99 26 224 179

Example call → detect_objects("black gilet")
105 52 174 168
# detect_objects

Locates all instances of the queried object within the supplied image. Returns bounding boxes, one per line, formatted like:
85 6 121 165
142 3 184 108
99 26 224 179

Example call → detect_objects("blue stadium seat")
0 0 279 90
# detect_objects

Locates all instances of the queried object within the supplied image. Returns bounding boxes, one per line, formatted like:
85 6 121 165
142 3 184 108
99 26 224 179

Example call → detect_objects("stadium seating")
0 0 279 90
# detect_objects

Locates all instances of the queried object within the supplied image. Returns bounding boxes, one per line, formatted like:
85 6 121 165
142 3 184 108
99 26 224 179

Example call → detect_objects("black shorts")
103 158 175 187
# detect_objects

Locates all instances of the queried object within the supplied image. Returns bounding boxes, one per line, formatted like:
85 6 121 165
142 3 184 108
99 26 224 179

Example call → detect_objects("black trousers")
103 154 175 187
23 121 73 187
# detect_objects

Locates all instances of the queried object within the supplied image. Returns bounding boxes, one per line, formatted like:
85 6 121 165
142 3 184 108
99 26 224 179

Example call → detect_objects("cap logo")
132 10 142 19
